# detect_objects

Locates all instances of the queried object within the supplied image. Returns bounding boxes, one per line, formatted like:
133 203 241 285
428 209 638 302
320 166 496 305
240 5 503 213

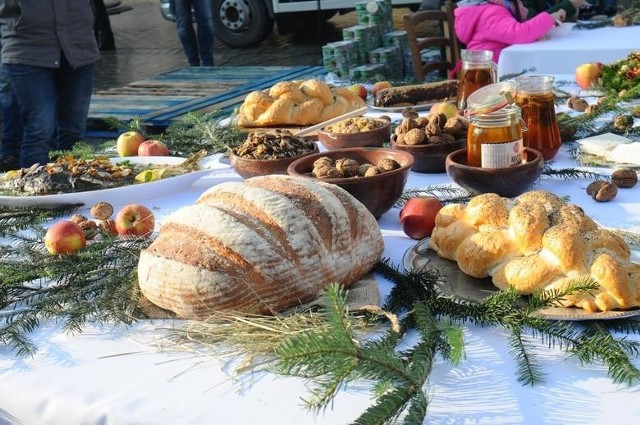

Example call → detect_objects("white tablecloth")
1 106 640 424
498 25 640 77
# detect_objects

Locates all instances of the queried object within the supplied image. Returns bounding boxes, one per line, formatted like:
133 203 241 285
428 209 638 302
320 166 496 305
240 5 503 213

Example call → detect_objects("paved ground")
95 0 417 92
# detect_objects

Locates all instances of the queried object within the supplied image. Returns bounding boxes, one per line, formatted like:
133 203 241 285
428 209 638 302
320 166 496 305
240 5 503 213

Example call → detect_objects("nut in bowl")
287 147 414 219
317 116 391 150
445 147 543 198
391 107 468 173
230 129 319 179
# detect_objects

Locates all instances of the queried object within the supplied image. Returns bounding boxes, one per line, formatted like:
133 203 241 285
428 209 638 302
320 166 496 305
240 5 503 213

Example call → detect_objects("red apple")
348 83 367 101
138 139 169 157
44 220 87 255
575 62 603 89
429 101 459 119
399 196 444 240
115 204 155 237
371 81 392 97
116 131 144 157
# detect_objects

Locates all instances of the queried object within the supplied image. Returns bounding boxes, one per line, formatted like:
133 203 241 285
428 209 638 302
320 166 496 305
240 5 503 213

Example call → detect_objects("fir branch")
508 328 545 385
541 165 603 180
0 204 81 236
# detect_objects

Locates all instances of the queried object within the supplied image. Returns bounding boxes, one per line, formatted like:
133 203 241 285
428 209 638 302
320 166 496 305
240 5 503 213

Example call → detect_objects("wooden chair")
403 1 461 81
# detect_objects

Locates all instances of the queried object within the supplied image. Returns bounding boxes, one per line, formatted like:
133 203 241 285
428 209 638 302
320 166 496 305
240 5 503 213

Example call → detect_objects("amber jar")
465 83 523 168
455 49 498 111
515 75 562 160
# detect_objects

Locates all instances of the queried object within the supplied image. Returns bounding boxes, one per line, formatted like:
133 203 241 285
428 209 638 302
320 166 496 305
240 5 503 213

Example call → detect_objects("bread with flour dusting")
137 175 384 319
428 190 640 312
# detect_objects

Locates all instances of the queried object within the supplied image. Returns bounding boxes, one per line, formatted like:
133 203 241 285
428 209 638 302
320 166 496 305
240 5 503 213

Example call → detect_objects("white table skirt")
1 100 640 424
498 25 640 77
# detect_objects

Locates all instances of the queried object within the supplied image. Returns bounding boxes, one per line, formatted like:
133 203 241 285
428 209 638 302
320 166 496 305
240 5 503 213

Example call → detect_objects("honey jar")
515 75 562 160
455 49 498 111
465 82 524 168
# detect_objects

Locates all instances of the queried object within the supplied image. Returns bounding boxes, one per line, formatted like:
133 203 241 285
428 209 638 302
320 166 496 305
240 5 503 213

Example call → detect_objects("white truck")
160 0 421 48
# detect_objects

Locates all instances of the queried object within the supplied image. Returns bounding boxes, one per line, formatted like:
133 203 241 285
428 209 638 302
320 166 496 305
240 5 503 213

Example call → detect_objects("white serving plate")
0 155 231 208
403 238 640 321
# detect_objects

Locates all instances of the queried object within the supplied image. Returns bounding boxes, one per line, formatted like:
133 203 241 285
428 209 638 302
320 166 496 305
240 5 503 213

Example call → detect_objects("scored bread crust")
429 190 640 312
235 79 366 127
137 175 384 319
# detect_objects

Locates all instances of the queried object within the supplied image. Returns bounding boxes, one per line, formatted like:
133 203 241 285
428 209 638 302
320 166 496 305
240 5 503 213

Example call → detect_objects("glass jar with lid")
514 75 562 160
465 82 524 168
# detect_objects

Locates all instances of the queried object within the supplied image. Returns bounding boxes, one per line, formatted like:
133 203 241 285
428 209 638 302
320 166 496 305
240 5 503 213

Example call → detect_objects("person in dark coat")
0 0 100 168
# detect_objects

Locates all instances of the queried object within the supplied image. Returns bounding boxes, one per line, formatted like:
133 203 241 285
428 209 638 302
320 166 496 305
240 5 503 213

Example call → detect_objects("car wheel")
213 0 274 48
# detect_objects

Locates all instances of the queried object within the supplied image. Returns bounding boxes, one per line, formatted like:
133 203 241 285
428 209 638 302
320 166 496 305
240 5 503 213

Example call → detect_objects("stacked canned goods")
369 46 403 80
322 40 362 80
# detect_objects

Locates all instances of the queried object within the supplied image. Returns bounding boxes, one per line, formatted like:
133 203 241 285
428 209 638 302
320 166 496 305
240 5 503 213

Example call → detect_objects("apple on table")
116 131 145 157
399 196 444 240
371 81 392 97
348 83 368 101
429 101 459 119
44 220 87 255
138 139 169 156
115 204 156 237
575 62 603 89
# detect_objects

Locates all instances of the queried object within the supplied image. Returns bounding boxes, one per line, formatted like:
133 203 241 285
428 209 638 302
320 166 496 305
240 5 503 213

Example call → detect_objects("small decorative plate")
403 238 640 321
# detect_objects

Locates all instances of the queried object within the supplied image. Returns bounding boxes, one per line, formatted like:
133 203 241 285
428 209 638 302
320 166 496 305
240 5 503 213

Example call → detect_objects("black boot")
0 154 20 172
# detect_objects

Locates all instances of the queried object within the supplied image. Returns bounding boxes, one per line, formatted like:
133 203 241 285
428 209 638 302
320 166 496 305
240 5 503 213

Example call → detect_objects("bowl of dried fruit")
229 129 319 179
317 116 392 150
287 147 414 219
445 147 543 198
390 108 468 173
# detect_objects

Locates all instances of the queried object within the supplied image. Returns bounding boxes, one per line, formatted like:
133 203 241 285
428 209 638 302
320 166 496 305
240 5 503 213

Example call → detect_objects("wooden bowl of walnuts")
391 108 468 173
287 147 414 219
317 116 391 151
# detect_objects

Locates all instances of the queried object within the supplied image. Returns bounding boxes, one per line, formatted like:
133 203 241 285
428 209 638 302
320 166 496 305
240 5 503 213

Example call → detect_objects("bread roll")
429 190 640 312
137 175 384 319
236 79 366 127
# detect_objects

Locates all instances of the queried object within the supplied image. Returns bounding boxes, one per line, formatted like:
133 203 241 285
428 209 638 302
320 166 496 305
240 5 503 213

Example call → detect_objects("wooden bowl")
445 147 543 198
229 143 319 179
391 136 465 173
317 118 391 150
287 147 414 219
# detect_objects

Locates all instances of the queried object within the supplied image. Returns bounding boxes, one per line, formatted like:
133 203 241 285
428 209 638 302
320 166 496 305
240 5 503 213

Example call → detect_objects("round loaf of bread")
138 175 384 319
429 190 640 312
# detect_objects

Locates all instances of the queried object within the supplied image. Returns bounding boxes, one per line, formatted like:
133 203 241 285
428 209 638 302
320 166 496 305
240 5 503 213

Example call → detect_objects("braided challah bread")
137 175 384 319
429 190 640 312
235 79 366 127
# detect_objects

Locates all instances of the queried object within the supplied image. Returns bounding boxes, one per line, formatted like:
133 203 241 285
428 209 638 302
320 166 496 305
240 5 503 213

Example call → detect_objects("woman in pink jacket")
454 0 566 62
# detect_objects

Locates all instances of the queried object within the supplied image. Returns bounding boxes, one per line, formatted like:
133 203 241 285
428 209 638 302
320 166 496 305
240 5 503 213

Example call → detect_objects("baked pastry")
429 190 640 312
137 175 384 319
374 80 459 107
236 79 366 127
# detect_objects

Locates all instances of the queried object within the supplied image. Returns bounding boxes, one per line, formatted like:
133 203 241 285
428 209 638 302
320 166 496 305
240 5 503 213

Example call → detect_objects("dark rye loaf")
137 175 384 319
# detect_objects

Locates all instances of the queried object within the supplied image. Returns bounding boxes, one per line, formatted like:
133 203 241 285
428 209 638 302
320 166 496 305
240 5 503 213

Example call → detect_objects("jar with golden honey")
455 49 498 111
465 82 523 168
515 75 561 160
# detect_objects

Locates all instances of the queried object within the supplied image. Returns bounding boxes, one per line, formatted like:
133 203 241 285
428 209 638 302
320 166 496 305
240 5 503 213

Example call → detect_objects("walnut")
69 214 88 225
588 181 618 202
425 121 442 137
415 116 430 127
427 112 447 129
394 133 405 145
631 105 640 118
364 166 381 177
313 156 333 169
90 201 114 220
613 114 634 132
358 163 375 177
377 158 401 172
403 128 427 145
443 116 464 135
313 165 341 178
395 118 418 136
586 180 607 196
78 219 99 240
566 96 588 112
96 219 118 236
427 135 449 144
584 104 600 114
401 107 419 119
611 169 638 188
335 158 360 177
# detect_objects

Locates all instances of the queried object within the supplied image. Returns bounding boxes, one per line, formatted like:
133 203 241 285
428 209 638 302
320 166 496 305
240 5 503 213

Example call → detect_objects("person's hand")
551 10 567 23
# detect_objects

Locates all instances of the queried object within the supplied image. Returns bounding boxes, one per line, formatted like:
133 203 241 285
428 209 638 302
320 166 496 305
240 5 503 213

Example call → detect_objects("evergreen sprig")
271 261 640 424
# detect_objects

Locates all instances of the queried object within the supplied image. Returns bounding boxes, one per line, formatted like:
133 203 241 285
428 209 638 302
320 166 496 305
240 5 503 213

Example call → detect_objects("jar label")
480 139 523 168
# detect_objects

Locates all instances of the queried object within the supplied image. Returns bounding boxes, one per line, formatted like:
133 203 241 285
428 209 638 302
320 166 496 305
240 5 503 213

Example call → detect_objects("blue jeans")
6 56 95 167
174 0 215 66
0 62 23 158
